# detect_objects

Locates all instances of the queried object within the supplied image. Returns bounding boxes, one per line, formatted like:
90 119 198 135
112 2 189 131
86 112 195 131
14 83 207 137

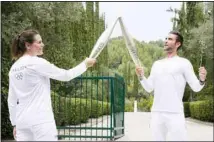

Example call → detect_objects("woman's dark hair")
11 29 39 60
169 31 183 50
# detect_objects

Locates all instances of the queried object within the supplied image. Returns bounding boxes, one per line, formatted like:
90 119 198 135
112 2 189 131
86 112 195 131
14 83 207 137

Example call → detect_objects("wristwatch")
199 79 206 85
139 75 144 81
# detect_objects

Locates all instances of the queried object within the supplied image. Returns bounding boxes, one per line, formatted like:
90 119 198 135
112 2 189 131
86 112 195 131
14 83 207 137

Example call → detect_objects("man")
135 31 207 141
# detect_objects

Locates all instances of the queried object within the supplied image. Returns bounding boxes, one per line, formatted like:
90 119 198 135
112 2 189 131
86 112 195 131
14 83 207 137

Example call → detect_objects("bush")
189 100 213 122
65 98 91 125
86 99 103 118
125 103 134 112
138 96 153 112
51 92 67 126
1 94 13 140
51 92 110 125
125 99 134 112
102 102 111 115
52 92 91 125
195 85 214 101
183 102 191 117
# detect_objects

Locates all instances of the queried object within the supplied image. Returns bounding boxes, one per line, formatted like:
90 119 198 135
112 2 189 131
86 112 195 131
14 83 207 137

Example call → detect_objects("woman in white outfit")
8 29 96 141
136 31 207 141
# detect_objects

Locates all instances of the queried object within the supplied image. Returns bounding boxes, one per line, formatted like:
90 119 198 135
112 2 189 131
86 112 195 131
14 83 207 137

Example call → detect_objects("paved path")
117 112 213 141
4 112 213 141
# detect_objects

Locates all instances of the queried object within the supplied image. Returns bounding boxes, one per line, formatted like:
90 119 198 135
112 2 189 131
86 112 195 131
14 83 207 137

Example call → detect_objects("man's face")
164 33 180 52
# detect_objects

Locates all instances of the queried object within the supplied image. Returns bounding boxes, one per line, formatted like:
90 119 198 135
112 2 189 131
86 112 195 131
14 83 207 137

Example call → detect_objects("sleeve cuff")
81 61 87 72
199 80 206 86
140 76 147 82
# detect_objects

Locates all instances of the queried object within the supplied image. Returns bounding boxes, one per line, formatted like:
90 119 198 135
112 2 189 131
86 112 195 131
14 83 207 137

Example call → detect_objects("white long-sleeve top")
8 55 87 128
140 56 204 113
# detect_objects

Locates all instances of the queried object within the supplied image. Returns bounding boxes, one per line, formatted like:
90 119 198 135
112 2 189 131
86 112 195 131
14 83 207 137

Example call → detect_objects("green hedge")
85 99 104 118
189 100 213 122
102 102 111 115
137 96 153 112
1 94 13 140
51 92 110 126
136 97 213 122
65 98 91 125
183 102 191 117
194 85 213 101
125 99 134 112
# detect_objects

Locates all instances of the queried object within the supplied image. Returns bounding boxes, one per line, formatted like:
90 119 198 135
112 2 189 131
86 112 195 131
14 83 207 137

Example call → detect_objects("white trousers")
16 121 58 141
150 111 187 141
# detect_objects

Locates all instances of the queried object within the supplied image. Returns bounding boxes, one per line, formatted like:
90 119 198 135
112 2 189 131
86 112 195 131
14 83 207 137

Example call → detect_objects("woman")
7 29 96 141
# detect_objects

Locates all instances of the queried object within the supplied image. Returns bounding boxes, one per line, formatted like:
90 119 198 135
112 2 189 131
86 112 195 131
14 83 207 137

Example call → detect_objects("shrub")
51 92 110 125
102 102 111 115
125 99 134 112
195 85 214 101
52 92 90 125
189 100 213 122
1 94 13 140
138 96 153 112
183 102 191 117
86 99 103 118
66 98 91 125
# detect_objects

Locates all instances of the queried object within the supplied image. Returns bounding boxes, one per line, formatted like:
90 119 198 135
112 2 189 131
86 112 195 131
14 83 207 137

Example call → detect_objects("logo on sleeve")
15 72 24 80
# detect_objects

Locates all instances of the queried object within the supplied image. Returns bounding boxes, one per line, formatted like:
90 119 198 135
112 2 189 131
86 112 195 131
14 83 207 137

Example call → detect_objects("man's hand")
199 66 207 82
135 66 144 77
85 58 96 68
13 127 16 140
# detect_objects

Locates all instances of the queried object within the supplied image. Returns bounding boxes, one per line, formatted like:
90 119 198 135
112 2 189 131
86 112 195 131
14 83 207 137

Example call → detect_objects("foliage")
176 2 213 102
125 98 134 112
137 95 153 112
1 94 13 140
189 100 214 122
51 92 110 125
183 102 191 117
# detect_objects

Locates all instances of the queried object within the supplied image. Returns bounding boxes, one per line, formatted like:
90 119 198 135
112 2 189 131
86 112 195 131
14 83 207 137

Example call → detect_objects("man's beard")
164 46 173 52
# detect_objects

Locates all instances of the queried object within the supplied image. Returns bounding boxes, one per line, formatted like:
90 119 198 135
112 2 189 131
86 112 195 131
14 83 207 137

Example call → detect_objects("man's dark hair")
169 31 183 50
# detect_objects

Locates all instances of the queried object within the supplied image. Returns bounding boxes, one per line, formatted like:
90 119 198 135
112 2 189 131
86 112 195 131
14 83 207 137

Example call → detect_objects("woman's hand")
85 58 96 68
13 126 16 140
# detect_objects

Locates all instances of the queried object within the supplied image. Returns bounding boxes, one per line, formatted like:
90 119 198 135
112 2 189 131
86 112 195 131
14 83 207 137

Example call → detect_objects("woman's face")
28 34 44 56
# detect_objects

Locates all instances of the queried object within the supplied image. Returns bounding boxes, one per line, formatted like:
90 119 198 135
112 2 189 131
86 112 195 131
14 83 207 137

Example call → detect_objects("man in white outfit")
8 29 96 141
136 31 207 141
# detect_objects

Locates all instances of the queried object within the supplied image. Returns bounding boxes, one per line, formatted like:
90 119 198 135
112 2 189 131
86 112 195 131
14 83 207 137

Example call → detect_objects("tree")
177 2 187 37
132 74 139 99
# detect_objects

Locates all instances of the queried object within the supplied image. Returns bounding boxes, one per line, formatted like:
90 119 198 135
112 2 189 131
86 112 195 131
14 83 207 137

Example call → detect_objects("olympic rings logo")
15 72 24 80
